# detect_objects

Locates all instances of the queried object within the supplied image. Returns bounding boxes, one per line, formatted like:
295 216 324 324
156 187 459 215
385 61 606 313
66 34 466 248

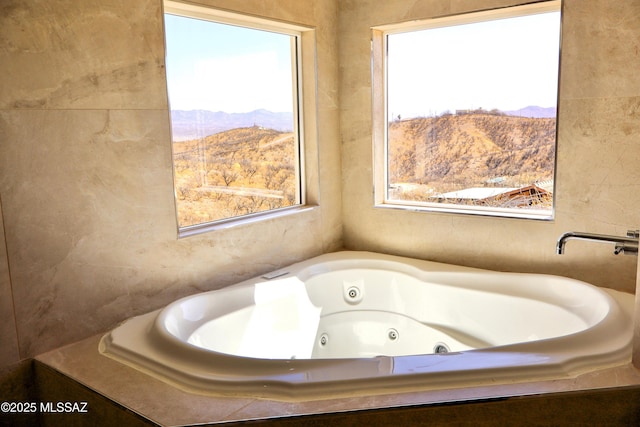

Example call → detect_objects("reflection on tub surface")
100 251 634 400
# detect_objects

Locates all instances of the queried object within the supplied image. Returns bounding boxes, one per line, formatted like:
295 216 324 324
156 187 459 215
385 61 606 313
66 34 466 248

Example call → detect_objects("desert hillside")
388 112 556 196
173 112 556 226
173 126 298 226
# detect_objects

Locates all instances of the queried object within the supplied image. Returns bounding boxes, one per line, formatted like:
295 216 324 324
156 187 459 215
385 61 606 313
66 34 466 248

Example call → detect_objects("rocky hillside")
388 112 556 194
173 126 298 226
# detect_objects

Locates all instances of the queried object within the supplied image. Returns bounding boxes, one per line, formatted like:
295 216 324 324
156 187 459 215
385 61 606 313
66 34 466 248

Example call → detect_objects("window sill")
178 205 320 238
375 201 554 221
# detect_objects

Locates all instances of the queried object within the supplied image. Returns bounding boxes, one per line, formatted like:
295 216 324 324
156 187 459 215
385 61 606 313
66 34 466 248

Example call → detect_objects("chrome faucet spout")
556 230 639 255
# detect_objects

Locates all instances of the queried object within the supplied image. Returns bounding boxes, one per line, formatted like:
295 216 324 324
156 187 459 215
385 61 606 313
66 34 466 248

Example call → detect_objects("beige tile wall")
339 0 640 291
0 0 341 366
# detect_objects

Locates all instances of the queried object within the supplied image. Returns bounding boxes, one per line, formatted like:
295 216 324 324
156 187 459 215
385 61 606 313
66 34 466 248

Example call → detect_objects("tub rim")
99 250 634 400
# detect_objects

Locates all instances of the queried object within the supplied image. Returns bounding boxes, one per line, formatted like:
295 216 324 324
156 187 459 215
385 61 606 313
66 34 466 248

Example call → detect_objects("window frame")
372 0 562 221
163 1 318 237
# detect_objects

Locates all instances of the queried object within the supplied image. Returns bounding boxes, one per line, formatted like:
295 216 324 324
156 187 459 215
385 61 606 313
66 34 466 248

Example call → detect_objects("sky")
164 10 560 118
387 10 561 119
164 13 295 113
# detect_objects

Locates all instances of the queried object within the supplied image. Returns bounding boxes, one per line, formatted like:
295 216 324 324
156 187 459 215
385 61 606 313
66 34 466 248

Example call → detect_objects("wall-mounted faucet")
556 230 639 256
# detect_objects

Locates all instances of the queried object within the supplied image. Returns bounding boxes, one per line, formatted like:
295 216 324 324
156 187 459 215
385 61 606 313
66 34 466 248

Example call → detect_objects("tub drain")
433 342 450 354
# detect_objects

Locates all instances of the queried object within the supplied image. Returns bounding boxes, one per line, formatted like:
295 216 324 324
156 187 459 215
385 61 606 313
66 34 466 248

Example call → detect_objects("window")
373 1 562 219
163 1 308 234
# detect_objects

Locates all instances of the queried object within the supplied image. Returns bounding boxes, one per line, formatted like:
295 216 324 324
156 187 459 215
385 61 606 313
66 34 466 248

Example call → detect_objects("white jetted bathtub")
100 251 634 400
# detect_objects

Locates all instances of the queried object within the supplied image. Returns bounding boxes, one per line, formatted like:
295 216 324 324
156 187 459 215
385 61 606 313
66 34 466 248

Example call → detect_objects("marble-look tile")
0 0 167 109
314 1 344 253
561 0 640 100
35 362 156 426
450 0 535 14
0 109 176 357
36 335 259 426
556 97 640 226
185 0 318 26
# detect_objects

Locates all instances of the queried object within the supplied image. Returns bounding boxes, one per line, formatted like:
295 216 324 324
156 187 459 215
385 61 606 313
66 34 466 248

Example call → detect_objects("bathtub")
99 251 634 400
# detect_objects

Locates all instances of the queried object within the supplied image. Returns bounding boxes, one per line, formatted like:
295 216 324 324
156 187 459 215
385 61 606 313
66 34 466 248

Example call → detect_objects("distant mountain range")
504 106 557 118
170 106 555 141
170 109 294 141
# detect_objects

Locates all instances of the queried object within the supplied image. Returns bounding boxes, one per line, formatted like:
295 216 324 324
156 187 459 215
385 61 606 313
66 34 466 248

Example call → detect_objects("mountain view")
387 108 556 209
171 106 556 227
170 109 294 141
173 124 298 226
503 105 557 118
